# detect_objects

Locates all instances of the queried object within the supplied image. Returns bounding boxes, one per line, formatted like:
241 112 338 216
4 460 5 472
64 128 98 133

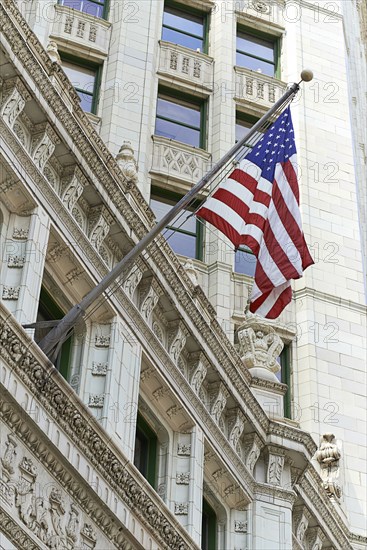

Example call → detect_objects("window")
276 344 291 419
35 287 72 380
234 246 256 276
133 413 157 487
155 91 205 148
202 499 217 550
162 4 207 52
58 0 107 19
236 29 278 77
61 58 100 114
150 188 203 260
235 112 261 145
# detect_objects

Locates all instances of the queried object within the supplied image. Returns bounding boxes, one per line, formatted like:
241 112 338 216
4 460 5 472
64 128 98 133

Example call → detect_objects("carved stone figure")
116 141 138 184
46 41 61 65
315 433 342 499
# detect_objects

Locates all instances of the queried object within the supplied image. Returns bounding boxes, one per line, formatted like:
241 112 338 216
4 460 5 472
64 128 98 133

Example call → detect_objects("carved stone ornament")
315 433 342 499
176 472 190 485
31 122 60 171
189 352 208 394
174 502 188 515
139 278 163 322
61 166 87 212
234 520 248 533
228 409 246 453
168 321 188 364
2 286 20 300
46 40 61 65
237 315 284 374
7 255 25 268
177 443 191 456
95 334 110 347
307 526 326 550
116 141 138 184
293 505 312 544
123 261 144 299
266 447 285 486
1 433 17 476
209 382 230 424
91 362 108 376
183 259 199 286
88 394 105 408
243 433 263 474
12 227 28 240
1 77 31 128
88 205 113 252
251 0 271 14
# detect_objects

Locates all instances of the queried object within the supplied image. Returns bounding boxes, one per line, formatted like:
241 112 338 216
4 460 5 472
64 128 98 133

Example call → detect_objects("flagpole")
38 72 313 360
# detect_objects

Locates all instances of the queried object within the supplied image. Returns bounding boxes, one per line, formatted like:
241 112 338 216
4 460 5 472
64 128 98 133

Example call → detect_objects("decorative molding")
209 382 230 425
31 122 60 171
307 526 326 550
188 351 209 395
228 409 246 453
0 76 31 129
123 261 144 300
61 165 87 212
166 405 183 419
243 433 263 474
139 278 163 322
152 386 169 401
116 141 138 185
168 321 189 364
88 205 113 252
293 505 312 545
237 318 284 373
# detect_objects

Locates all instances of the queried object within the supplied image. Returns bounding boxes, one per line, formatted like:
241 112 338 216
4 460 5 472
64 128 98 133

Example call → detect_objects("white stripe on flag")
203 198 264 243
224 179 269 217
257 233 288 288
251 281 291 317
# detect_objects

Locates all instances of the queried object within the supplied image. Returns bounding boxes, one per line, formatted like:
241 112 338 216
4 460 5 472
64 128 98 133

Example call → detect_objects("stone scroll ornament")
315 433 342 499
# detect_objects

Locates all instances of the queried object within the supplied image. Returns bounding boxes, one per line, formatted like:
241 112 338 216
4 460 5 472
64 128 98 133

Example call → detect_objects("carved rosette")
237 316 284 373
315 433 342 500
1 77 31 128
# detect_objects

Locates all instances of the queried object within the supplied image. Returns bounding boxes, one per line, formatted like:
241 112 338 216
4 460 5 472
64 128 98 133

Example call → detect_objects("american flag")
196 107 314 319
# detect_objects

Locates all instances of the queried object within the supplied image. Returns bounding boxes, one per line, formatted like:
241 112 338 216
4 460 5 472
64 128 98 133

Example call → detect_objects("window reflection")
162 6 205 52
236 30 276 76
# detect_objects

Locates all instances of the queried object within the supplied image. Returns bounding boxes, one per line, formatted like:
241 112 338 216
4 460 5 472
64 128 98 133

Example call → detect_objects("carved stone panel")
1 77 31 128
31 122 60 171
168 321 189 364
266 447 285 486
209 382 230 425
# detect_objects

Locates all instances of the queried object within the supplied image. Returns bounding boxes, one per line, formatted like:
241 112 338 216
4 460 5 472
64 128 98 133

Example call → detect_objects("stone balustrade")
158 40 214 92
235 66 287 111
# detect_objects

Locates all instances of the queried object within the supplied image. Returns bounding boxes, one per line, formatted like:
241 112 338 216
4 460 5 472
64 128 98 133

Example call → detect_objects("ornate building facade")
0 0 366 549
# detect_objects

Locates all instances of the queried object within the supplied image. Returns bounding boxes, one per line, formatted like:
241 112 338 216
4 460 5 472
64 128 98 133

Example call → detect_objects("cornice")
294 287 367 315
0 305 199 550
254 482 297 506
296 466 354 550
268 420 317 457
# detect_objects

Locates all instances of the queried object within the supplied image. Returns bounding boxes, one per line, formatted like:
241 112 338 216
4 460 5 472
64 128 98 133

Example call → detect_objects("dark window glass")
201 499 217 550
150 194 203 260
155 95 203 148
59 0 106 19
35 287 72 380
234 246 256 276
236 30 276 76
162 6 205 51
276 345 291 418
133 414 157 487
62 60 98 113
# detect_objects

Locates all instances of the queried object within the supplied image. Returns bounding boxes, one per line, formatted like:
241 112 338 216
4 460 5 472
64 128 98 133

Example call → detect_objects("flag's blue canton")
246 106 297 182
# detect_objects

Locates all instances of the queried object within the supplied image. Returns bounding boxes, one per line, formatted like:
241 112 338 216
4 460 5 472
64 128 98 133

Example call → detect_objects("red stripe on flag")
281 161 299 204
263 224 300 281
230 169 271 207
213 189 267 230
